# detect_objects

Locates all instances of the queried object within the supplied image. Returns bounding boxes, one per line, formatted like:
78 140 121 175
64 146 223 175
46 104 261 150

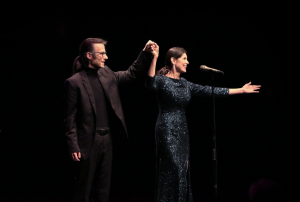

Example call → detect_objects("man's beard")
91 61 102 69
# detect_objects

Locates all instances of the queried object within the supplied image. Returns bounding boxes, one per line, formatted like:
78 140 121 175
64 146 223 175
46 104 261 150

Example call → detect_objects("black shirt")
85 67 109 129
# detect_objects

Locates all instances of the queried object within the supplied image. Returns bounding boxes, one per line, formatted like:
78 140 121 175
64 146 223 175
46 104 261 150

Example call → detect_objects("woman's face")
174 53 189 73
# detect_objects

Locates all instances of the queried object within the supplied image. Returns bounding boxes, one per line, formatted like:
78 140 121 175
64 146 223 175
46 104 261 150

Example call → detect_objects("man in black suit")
63 38 157 202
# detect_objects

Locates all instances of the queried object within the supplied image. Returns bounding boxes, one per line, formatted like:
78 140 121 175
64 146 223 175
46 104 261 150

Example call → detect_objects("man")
63 38 156 202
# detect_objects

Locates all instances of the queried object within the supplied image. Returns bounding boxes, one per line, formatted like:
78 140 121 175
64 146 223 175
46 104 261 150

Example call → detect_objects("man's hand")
143 40 159 58
71 152 81 161
143 40 156 53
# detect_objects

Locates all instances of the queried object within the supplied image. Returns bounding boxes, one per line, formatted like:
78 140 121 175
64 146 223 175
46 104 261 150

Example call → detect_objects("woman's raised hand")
144 40 159 58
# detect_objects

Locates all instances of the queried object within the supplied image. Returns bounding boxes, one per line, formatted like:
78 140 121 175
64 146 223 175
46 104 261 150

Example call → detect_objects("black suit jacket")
63 51 152 159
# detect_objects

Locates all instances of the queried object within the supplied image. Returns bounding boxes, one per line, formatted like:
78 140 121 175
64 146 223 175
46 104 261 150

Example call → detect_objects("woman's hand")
147 41 159 77
150 42 159 58
229 82 261 95
143 40 159 58
241 82 261 93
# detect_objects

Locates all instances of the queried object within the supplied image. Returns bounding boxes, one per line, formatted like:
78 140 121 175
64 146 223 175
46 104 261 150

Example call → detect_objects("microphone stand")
211 73 218 197
200 66 224 198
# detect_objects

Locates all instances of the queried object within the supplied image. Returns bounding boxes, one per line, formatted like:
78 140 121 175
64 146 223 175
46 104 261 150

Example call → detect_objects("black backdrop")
0 11 288 201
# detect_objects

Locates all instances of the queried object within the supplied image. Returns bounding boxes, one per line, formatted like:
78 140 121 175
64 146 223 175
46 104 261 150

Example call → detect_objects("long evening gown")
146 75 229 202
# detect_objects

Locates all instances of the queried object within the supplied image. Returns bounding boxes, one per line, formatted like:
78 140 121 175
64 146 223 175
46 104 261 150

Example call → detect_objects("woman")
146 44 260 202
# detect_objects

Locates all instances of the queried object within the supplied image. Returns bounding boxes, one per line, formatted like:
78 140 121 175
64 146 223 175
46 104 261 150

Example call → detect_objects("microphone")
200 65 224 74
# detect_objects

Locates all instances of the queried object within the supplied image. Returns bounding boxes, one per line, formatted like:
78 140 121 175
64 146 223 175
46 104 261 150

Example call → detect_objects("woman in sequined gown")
146 44 261 202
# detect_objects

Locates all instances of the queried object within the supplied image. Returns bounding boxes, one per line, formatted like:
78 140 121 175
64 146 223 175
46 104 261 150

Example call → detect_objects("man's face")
87 43 108 68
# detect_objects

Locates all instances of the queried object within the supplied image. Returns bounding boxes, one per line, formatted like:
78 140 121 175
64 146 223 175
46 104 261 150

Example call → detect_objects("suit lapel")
98 67 128 136
80 71 97 114
81 67 128 136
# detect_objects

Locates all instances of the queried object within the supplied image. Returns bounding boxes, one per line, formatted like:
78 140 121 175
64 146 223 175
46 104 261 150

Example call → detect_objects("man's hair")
72 38 107 75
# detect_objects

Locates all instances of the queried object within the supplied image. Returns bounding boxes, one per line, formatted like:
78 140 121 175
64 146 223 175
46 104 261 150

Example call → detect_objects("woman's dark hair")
72 38 107 75
157 47 187 75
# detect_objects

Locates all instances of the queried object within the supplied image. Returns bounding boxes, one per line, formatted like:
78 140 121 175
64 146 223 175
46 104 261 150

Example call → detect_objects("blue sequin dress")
146 75 229 202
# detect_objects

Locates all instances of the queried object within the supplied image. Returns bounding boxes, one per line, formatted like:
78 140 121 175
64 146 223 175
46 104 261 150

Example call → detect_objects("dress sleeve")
145 74 165 92
145 75 157 91
185 79 229 97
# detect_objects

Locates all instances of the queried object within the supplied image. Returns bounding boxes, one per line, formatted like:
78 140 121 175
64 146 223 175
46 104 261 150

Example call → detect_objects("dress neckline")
163 75 181 81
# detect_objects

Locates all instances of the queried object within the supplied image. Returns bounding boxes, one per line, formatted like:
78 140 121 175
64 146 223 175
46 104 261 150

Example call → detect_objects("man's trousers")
73 132 112 202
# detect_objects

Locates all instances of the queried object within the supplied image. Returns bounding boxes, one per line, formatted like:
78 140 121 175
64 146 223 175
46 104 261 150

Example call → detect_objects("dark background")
0 10 289 201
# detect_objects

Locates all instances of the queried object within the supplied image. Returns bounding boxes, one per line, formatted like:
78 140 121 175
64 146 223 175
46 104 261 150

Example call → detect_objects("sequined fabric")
146 75 228 202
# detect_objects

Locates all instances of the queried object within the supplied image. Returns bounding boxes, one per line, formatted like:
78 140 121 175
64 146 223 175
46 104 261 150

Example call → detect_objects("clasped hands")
143 40 159 58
